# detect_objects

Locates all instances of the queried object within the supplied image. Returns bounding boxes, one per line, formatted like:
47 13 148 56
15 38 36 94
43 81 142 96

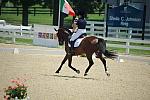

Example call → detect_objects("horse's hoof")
76 70 80 74
107 73 110 77
105 71 110 77
55 71 59 73
84 73 88 76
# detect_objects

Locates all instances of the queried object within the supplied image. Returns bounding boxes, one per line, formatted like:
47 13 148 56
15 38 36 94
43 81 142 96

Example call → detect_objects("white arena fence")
86 21 150 38
86 21 150 54
0 21 149 54
0 25 34 43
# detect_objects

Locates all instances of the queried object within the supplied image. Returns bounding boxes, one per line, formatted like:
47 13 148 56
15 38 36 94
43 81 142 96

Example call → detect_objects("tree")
22 0 43 26
1 0 43 26
53 0 59 26
1 0 104 26
40 0 53 9
22 0 28 26
71 0 103 13
1 0 22 7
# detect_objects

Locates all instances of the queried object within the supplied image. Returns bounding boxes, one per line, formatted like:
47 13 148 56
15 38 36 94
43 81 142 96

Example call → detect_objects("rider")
69 10 87 54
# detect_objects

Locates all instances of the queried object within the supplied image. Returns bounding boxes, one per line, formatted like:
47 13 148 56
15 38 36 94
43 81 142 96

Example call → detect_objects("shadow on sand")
40 74 97 80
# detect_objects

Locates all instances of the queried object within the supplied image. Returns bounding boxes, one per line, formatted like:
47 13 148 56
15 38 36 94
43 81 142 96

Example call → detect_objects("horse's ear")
54 28 58 32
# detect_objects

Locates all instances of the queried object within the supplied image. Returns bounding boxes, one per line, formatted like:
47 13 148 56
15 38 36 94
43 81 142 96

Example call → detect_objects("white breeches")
70 29 86 41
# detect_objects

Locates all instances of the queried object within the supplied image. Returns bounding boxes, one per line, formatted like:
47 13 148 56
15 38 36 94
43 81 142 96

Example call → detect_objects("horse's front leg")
68 55 80 74
55 54 68 73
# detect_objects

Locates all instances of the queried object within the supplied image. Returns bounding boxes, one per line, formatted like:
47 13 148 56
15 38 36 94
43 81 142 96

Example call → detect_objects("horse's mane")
63 27 73 35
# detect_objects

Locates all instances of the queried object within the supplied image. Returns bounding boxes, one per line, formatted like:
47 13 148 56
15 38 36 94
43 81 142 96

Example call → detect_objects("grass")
63 14 104 27
130 49 150 56
0 37 33 45
29 14 53 25
0 37 12 43
0 14 22 25
107 40 150 55
0 13 103 25
108 47 150 56
107 41 150 47
87 14 104 21
16 38 33 44
0 14 53 25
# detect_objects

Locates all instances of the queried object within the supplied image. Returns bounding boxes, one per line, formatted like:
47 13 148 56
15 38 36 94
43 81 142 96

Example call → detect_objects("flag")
60 0 75 16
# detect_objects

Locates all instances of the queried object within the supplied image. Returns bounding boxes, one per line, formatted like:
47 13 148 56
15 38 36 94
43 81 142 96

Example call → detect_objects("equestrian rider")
69 10 87 54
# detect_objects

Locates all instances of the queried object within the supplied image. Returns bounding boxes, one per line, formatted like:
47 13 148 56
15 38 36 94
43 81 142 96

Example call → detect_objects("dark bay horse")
54 28 117 76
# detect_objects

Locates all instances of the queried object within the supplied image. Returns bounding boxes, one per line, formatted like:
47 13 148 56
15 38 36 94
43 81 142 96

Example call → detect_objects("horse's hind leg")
98 54 110 76
68 55 80 74
84 54 94 76
55 54 68 73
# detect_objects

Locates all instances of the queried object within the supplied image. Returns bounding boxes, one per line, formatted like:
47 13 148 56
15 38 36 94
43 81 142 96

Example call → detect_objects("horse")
54 27 117 76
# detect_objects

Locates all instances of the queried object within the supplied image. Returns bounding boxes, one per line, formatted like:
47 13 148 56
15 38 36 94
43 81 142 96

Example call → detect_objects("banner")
107 4 144 28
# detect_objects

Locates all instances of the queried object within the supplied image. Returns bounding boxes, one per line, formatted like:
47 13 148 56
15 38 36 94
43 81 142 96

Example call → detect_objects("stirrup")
68 49 75 55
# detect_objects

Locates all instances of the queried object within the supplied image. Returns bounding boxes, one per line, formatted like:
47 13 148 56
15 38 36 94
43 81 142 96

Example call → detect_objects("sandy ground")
0 43 150 100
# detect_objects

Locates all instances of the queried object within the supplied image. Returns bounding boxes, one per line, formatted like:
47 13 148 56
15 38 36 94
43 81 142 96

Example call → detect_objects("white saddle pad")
74 38 84 47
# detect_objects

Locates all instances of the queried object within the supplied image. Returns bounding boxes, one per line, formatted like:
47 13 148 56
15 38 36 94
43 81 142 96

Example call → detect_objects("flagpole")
58 0 61 27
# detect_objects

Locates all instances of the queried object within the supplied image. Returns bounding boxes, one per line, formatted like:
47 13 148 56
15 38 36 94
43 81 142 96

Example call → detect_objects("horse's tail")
96 38 118 59
103 49 118 59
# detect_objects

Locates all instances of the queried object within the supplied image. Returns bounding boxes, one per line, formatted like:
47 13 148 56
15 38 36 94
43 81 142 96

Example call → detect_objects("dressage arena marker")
119 59 124 62
116 56 124 63
13 48 19 54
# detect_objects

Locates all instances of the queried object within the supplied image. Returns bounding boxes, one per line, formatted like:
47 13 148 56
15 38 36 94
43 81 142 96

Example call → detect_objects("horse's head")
54 28 70 45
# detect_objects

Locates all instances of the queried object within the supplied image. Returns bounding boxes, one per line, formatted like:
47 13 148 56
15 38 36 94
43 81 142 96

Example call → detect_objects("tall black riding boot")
69 41 75 55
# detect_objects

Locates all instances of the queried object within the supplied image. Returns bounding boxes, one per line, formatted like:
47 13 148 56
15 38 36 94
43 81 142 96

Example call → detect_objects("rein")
63 28 72 41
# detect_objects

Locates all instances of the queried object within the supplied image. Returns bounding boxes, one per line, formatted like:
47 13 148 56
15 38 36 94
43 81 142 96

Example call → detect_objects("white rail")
86 21 150 54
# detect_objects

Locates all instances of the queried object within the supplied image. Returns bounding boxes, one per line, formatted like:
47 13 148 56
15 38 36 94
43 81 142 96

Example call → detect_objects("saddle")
69 33 87 48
